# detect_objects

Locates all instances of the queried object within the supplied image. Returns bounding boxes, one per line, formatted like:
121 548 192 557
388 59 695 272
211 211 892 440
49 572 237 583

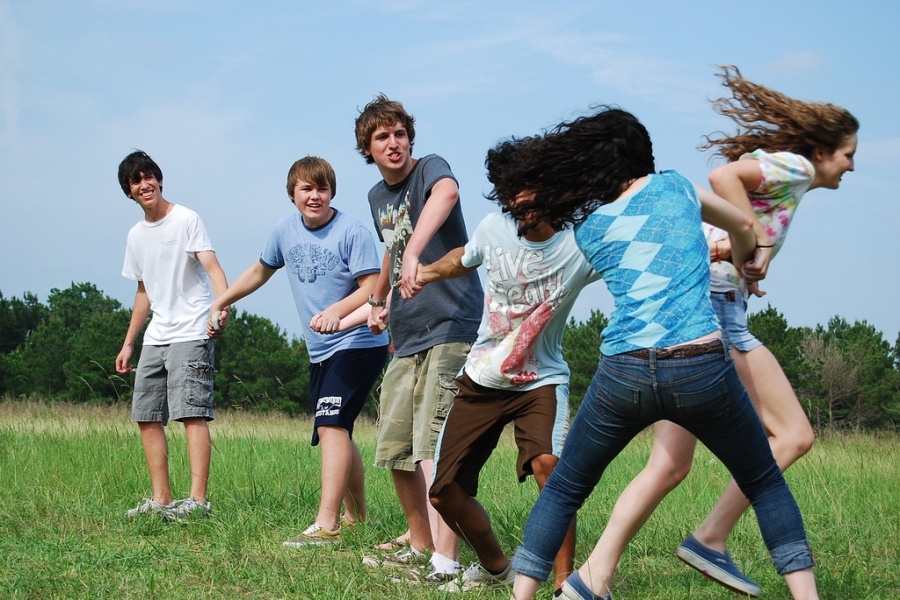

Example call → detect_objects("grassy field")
1 400 897 599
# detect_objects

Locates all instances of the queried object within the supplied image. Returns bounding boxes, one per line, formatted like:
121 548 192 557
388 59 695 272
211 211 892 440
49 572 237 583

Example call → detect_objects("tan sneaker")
283 523 341 547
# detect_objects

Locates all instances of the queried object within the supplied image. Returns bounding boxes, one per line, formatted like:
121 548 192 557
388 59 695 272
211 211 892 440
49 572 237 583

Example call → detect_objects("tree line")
2 282 899 431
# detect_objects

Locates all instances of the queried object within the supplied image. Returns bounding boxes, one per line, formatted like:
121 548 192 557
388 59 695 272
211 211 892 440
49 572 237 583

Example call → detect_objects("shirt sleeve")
460 217 489 269
346 223 383 279
185 213 215 254
260 220 287 269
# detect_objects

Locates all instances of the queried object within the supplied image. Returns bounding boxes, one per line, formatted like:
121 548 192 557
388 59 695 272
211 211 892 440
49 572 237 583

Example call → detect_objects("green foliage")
561 309 607 411
0 290 48 354
1 403 898 599
213 309 310 416
747 304 805 381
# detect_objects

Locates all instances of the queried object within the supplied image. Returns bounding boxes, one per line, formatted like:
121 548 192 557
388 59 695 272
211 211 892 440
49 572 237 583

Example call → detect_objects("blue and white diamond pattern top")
574 170 718 356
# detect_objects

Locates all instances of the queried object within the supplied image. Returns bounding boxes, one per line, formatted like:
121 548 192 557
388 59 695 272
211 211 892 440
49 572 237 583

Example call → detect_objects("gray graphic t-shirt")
367 154 481 356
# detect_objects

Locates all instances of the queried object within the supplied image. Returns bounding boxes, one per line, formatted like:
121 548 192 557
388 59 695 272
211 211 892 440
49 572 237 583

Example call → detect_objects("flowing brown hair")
701 66 858 162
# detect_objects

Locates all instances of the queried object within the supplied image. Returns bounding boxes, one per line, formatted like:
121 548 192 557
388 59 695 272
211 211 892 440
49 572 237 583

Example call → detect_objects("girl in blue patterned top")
497 108 820 600
587 67 857 600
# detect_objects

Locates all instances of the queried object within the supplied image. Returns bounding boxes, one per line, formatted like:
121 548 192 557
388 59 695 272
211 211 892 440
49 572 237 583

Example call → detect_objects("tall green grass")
0 401 897 599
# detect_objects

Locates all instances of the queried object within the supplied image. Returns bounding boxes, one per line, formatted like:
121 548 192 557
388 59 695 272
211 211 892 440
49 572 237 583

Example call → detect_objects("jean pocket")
672 377 731 423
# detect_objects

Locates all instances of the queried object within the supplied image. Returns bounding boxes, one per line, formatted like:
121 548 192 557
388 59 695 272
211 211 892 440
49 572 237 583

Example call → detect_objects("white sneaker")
439 561 515 592
164 498 211 522
125 498 173 518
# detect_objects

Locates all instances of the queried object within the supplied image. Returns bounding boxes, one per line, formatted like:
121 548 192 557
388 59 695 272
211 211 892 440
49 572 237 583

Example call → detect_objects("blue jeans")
711 291 762 352
512 346 814 581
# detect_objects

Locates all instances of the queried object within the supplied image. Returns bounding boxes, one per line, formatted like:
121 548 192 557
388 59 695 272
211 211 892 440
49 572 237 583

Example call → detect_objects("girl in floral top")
584 66 858 599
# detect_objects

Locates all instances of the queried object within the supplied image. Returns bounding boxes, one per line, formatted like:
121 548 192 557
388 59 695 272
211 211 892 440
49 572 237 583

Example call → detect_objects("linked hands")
206 305 232 338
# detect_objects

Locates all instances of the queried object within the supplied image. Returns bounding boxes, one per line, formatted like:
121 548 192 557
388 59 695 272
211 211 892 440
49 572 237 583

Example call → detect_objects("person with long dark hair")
497 107 820 600
580 67 857 598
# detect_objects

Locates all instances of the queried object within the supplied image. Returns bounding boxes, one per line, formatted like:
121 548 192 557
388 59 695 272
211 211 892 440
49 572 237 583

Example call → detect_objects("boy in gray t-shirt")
355 95 482 581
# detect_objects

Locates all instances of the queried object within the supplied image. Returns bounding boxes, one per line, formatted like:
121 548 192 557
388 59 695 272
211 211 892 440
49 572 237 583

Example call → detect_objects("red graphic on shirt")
501 301 553 384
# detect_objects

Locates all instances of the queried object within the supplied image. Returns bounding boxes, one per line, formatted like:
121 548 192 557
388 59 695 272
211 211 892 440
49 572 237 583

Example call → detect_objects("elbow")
708 165 729 190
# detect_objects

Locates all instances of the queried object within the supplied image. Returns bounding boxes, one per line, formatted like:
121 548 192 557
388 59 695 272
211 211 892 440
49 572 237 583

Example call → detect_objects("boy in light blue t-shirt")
209 157 388 546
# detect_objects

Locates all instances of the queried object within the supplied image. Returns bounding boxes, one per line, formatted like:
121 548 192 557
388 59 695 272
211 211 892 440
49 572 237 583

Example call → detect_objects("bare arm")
311 272 380 334
207 260 276 335
399 177 460 299
368 252 392 334
698 187 756 274
197 250 232 335
413 247 476 295
115 281 151 374
708 160 772 281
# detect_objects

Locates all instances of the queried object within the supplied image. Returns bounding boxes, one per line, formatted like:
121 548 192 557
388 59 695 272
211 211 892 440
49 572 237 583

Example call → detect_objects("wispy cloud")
0 1 22 136
764 51 824 78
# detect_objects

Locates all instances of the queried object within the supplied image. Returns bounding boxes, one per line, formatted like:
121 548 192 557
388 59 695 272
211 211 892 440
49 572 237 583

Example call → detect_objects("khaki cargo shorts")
374 342 471 471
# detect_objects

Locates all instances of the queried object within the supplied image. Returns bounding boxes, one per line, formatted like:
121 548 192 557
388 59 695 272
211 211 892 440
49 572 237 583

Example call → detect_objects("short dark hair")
486 106 655 232
118 150 163 197
354 94 416 164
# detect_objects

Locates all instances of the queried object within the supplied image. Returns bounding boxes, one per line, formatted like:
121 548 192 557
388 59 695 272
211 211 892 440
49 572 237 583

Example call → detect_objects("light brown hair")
286 156 336 201
354 94 416 164
701 65 859 162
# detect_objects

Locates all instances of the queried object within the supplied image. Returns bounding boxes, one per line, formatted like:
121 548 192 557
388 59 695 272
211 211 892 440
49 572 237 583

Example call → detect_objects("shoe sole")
676 547 761 597
283 539 339 548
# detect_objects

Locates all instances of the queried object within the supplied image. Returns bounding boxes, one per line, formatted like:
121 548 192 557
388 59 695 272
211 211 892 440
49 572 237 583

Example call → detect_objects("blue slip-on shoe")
554 571 612 599
676 534 761 597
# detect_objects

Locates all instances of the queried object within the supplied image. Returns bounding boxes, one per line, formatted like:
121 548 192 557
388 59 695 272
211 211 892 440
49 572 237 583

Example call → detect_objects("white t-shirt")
461 213 600 390
122 204 215 345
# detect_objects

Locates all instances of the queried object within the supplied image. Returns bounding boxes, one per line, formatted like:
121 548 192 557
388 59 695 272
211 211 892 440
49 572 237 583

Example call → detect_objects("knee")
531 454 558 486
429 488 453 517
649 458 691 491
790 424 815 461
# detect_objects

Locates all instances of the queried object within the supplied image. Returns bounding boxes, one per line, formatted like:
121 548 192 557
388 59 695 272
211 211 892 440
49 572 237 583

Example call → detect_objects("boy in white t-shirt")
115 150 229 521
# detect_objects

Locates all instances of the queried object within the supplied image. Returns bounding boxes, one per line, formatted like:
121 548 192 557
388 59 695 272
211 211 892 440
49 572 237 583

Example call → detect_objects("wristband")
368 294 387 307
756 243 775 248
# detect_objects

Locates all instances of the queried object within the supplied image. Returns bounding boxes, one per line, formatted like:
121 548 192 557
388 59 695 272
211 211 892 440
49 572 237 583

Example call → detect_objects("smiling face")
365 121 414 183
292 178 334 228
812 133 857 190
128 173 164 209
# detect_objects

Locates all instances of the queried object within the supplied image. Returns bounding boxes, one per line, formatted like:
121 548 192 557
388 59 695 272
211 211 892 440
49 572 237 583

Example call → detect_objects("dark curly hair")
486 106 655 232
701 65 859 162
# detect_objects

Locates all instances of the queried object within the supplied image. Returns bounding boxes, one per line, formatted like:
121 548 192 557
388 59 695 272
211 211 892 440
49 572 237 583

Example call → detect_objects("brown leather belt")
625 339 724 360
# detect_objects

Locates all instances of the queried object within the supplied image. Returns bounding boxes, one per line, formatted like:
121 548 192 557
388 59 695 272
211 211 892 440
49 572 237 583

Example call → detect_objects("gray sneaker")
362 546 427 569
390 565 457 585
164 498 211 522
125 498 173 518
438 561 515 592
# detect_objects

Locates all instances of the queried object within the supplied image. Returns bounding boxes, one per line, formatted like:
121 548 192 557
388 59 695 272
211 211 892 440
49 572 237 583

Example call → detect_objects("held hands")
206 305 231 338
741 245 773 283
310 307 342 335
367 304 389 335
399 253 423 300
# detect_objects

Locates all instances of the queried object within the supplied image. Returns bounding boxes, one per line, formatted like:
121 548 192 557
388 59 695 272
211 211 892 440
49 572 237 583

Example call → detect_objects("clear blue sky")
2 1 898 344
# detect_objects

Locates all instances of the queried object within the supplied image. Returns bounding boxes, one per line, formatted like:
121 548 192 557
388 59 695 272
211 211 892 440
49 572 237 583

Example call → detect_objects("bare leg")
784 568 819 600
421 458 460 561
579 421 697 596
431 481 508 572
512 573 542 600
692 346 815 552
343 438 367 524
531 454 575 591
139 421 172 504
391 466 435 553
315 425 353 530
183 418 210 502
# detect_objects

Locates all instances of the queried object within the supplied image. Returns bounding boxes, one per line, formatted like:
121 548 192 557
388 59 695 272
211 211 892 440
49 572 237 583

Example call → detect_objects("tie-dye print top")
574 170 717 356
706 150 815 296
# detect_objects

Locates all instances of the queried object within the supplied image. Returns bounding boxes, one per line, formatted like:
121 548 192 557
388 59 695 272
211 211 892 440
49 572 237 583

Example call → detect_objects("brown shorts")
429 371 569 499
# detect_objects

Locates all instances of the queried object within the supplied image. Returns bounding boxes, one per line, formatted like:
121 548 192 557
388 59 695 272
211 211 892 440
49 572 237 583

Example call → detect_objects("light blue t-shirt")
461 213 600 390
574 170 717 356
260 209 387 362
